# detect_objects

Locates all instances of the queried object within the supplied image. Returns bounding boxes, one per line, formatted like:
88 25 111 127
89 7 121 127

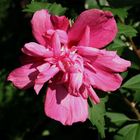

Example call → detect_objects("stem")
129 37 140 59
123 96 140 120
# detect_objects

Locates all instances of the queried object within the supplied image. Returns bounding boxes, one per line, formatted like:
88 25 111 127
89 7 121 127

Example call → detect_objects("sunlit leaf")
122 74 140 90
23 2 67 15
114 123 140 140
106 112 130 126
118 24 137 37
85 0 99 9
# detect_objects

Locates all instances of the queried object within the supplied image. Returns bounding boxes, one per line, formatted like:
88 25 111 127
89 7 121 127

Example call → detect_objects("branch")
123 96 140 120
129 37 140 59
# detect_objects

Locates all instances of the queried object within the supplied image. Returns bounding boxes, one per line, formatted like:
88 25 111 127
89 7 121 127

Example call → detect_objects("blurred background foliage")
0 0 140 140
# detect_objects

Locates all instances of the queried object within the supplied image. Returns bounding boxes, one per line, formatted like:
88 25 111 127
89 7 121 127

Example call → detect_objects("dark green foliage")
89 96 107 138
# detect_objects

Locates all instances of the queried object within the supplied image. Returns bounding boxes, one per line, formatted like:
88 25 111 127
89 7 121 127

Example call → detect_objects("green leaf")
122 74 140 90
99 0 109 6
107 38 126 55
89 97 107 138
23 2 67 15
85 0 108 9
118 24 137 38
106 112 130 126
114 123 140 140
85 0 99 9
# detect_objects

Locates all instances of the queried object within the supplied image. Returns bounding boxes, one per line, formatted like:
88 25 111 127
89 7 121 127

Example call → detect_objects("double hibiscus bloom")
8 9 131 125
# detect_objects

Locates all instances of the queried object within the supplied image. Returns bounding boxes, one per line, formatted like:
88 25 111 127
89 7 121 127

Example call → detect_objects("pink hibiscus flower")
8 9 131 125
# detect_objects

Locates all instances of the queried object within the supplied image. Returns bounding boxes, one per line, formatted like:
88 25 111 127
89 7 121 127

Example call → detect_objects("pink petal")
7 64 38 89
68 9 117 48
22 42 53 58
76 46 100 57
61 73 69 83
46 29 68 44
34 65 59 94
56 30 68 44
78 26 90 46
36 63 50 72
31 10 53 45
51 32 61 57
92 49 131 72
68 72 83 96
44 84 88 125
79 85 88 99
74 55 84 72
85 67 123 92
51 15 69 31
33 63 50 94
87 86 100 104
78 47 131 72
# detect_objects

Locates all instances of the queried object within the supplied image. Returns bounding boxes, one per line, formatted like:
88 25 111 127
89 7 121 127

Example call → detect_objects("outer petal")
51 15 69 31
92 49 131 72
44 85 88 125
7 64 38 89
78 47 131 72
85 67 123 92
31 10 53 45
68 9 117 48
22 42 53 58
